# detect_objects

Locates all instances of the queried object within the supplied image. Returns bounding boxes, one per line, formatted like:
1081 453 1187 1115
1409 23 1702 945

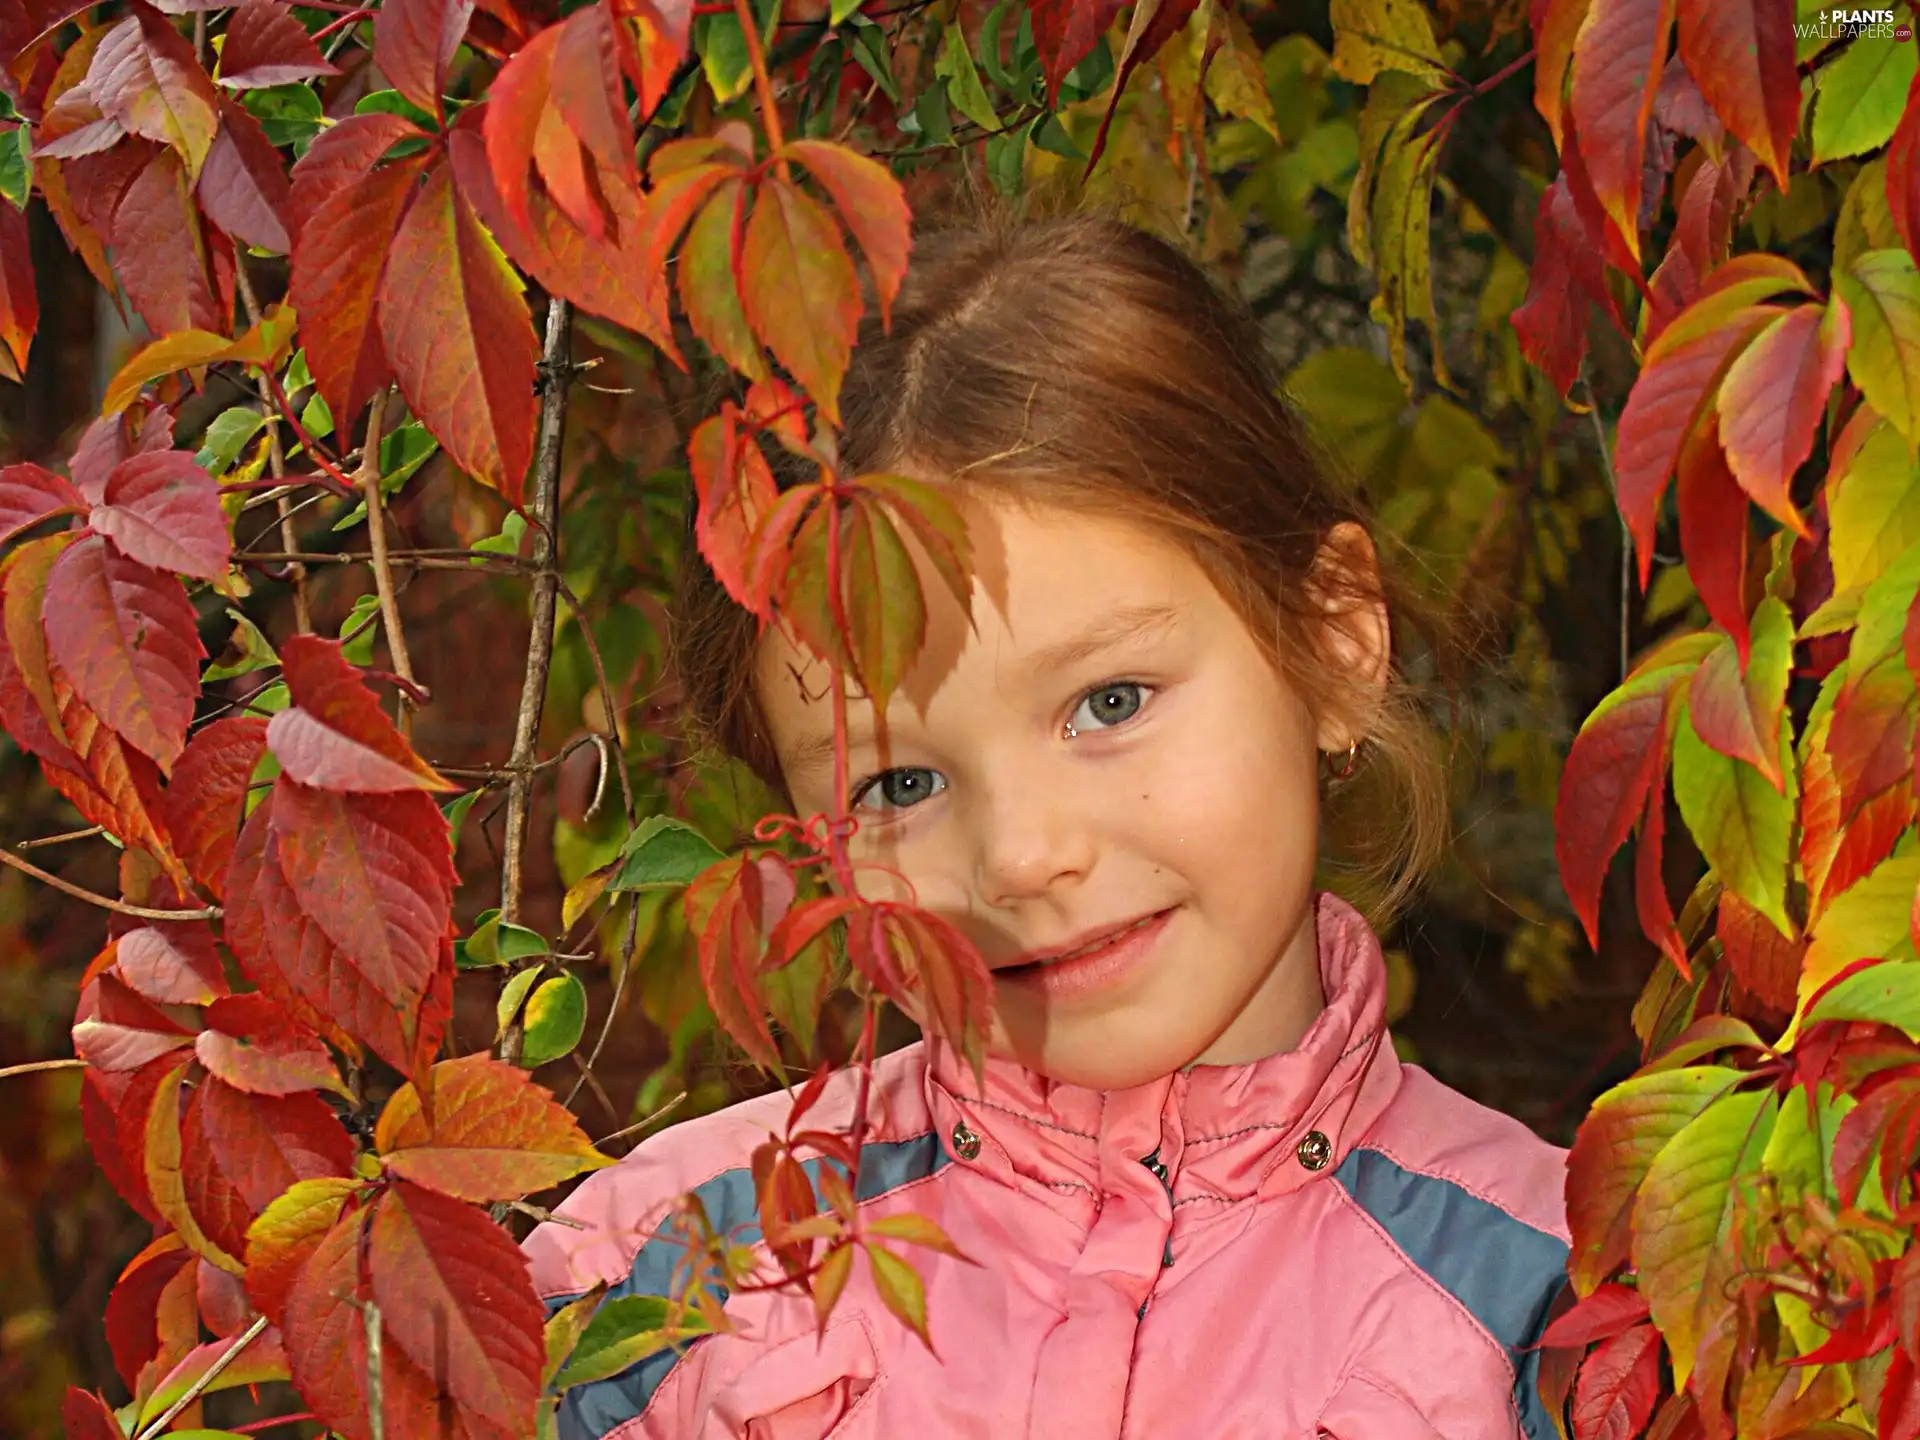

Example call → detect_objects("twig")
233 263 312 632
132 1313 269 1440
0 848 219 920
568 896 644 1109
498 299 575 1064
356 388 418 737
363 1299 385 1440
240 548 531 569
595 1090 690 1151
556 577 637 824
1580 376 1631 682
736 0 789 165
17 825 104 849
0 1057 87 1081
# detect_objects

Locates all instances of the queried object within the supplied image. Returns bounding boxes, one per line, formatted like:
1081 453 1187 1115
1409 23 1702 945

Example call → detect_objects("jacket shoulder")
523 1040 937 1304
1332 1063 1571 1440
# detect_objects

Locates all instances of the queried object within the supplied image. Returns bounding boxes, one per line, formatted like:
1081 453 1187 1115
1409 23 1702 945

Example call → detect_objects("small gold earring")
1324 738 1361 780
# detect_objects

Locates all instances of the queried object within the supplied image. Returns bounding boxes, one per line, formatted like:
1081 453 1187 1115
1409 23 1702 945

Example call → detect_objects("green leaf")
976 0 1019 91
610 816 727 892
1828 416 1920 593
1762 1083 1849 1204
1836 250 1920 446
338 593 381 666
472 512 528 562
443 789 481 851
1566 1065 1743 1292
0 124 29 210
355 87 439 130
332 420 440 530
1812 37 1919 161
866 1241 930 1342
1802 852 1920 1009
985 127 1024 196
204 609 279 682
1672 703 1796 937
1328 0 1448 84
829 0 864 21
463 912 552 970
1057 35 1114 103
1807 958 1920 1040
911 77 954 146
1027 111 1080 160
1630 1087 1778 1388
695 0 778 104
242 84 325 148
495 964 542 1032
554 1295 711 1391
542 1287 606 1389
846 17 900 103
935 21 1002 132
300 387 333 441
195 407 267 475
521 971 589 1067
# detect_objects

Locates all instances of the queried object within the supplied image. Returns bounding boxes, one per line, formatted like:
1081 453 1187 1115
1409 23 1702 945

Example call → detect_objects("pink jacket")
525 891 1572 1439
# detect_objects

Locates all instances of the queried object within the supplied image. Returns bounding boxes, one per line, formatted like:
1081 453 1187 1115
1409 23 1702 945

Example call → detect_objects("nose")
970 763 1095 910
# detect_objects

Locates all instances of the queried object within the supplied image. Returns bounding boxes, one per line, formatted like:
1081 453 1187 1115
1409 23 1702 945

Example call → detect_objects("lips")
996 909 1170 972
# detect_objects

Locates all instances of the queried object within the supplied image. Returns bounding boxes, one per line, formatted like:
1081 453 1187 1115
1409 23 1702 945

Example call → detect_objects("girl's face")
756 492 1389 1089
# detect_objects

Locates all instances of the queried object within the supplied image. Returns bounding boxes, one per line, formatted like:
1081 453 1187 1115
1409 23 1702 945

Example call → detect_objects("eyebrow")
778 603 1184 781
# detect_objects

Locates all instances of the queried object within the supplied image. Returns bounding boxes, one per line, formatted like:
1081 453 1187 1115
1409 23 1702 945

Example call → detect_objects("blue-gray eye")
1069 682 1147 733
853 767 947 813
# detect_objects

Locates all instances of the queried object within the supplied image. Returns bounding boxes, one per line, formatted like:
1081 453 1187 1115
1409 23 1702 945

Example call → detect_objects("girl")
524 213 1571 1439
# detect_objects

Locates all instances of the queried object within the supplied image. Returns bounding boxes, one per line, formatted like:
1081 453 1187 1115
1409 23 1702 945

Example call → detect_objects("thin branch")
0 847 219 920
736 0 788 161
0 1057 87 1081
233 263 312 632
556 577 637 824
356 388 418 737
133 1313 270 1440
238 548 530 572
363 1299 385 1440
595 1090 689 1152
499 299 575 1062
1581 376 1631 683
567 895 644 1110
17 824 104 849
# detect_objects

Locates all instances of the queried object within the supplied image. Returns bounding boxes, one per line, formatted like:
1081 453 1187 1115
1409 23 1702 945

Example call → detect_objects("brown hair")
670 209 1463 930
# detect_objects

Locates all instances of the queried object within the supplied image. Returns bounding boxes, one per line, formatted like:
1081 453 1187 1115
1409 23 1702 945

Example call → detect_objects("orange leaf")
1888 67 1920 261
1568 0 1676 259
781 140 912 327
378 157 538 505
740 177 859 425
1532 0 1591 148
144 1059 247 1274
1717 889 1804 1011
1675 0 1796 185
689 402 780 610
1715 300 1846 539
374 1053 611 1202
244 1174 361 1326
88 4 220 181
108 143 233 344
158 715 269 899
373 0 474 120
48 665 189 886
611 0 694 120
0 201 36 380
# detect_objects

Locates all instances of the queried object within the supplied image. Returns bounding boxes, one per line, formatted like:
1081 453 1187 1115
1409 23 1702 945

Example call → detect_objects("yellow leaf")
1828 418 1920 592
1836 250 1920 446
1203 6 1280 142
1329 0 1449 84
102 303 299 417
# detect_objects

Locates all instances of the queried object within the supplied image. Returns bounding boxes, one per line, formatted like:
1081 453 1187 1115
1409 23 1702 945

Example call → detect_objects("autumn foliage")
0 0 1915 1431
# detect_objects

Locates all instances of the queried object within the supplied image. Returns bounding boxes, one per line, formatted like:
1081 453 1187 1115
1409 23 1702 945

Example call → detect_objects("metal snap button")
950 1121 982 1161
1296 1130 1332 1172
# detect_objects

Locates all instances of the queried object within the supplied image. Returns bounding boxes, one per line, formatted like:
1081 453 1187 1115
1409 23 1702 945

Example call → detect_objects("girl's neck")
1181 906 1329 1070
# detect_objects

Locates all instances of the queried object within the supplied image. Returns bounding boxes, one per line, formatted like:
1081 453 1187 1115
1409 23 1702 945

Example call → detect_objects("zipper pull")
1141 1149 1175 1268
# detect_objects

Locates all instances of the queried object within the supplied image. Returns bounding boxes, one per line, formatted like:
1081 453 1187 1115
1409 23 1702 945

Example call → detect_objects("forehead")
752 490 1215 738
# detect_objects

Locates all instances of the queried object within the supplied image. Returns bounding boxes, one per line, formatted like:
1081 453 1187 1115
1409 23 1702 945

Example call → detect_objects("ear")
1305 521 1391 753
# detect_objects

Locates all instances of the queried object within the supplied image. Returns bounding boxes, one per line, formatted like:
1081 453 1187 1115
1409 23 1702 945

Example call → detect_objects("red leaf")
71 971 194 1072
451 121 673 353
70 406 174 504
82 1059 169 1222
42 534 202 772
111 144 231 336
197 98 293 253
1882 1347 1920 1440
1718 889 1804 1012
1675 420 1752 663
0 462 86 547
116 921 227 1004
159 714 269 898
740 176 860 426
481 18 565 236
1568 0 1675 258
685 853 785 1067
1538 1282 1653 1349
61 1388 127 1440
374 1053 610 1201
1889 68 1920 262
1674 0 1795 185
1633 764 1689 976
279 1203 372 1430
378 156 538 504
104 1234 192 1390
374 0 476 120
1027 0 1125 104
198 1259 257 1337
226 782 453 1076
781 140 912 327
198 992 344 1096
1572 1323 1661 1440
179 1079 259 1259
1513 174 1607 397
91 448 231 578
611 0 694 121
1554 675 1679 946
267 634 454 792
550 4 637 201
854 902 994 1063
88 4 220 180
1615 303 1783 588
365 1181 545 1440
218 0 340 88
192 1075 355 1232
1716 300 1846 538
688 403 780 611
0 201 36 380
45 664 188 882
245 1174 360 1326
289 118 425 427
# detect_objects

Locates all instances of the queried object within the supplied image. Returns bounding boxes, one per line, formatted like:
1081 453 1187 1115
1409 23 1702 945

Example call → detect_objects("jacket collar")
921 889 1403 1206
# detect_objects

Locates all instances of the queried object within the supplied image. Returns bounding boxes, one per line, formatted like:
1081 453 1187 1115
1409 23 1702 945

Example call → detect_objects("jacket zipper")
1136 1148 1177 1319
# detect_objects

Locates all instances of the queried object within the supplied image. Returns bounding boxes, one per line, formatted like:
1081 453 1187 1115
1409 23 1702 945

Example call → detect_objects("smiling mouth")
997 910 1170 972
